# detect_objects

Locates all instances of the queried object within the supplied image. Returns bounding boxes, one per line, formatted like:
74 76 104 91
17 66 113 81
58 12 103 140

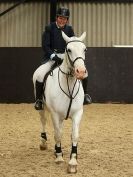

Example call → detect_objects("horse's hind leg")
39 109 47 150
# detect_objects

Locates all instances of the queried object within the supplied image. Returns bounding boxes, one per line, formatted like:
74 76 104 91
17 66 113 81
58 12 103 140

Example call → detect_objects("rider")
34 7 92 110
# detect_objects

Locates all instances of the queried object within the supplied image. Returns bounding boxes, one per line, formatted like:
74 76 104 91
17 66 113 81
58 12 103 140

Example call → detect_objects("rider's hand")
52 55 62 65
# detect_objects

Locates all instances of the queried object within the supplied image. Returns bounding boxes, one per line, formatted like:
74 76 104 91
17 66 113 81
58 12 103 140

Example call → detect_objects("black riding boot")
34 80 44 110
82 77 92 105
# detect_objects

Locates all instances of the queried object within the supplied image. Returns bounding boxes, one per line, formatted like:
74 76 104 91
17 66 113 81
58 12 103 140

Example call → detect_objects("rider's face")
56 16 68 28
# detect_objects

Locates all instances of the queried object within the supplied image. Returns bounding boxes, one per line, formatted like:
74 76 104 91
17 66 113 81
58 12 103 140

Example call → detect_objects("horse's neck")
60 54 72 74
59 55 78 89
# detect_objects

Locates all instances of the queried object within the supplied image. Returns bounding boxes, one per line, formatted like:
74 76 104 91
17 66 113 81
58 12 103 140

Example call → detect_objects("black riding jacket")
42 22 74 62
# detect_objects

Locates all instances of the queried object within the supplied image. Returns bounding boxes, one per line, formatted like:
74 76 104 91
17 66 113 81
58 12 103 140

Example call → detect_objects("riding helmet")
56 7 70 18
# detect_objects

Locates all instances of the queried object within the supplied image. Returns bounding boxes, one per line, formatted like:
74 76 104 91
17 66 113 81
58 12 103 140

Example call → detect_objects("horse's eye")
67 49 71 53
84 48 87 52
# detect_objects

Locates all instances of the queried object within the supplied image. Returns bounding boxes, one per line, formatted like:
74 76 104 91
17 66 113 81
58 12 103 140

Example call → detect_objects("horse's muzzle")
74 67 88 80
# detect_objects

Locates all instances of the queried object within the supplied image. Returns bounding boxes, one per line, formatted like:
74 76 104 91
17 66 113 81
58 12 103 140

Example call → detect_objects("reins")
44 40 85 120
57 40 84 120
58 68 81 120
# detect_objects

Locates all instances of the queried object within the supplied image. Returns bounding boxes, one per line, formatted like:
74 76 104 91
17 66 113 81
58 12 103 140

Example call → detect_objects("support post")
50 0 57 22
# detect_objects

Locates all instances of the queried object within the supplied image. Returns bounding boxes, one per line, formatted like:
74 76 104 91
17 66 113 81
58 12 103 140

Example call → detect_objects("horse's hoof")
55 156 64 164
67 164 77 173
39 144 47 150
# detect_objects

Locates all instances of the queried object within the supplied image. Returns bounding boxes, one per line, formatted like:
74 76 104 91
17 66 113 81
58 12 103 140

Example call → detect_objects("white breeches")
33 54 65 83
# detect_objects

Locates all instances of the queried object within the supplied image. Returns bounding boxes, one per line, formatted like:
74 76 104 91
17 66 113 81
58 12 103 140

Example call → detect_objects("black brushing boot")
34 80 44 110
82 77 92 105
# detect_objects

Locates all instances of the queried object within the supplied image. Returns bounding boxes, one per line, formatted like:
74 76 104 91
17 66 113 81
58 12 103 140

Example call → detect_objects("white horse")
33 31 88 173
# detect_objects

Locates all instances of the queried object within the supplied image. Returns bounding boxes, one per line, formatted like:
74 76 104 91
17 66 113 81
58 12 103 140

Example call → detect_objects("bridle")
59 40 86 76
66 40 85 67
58 40 86 119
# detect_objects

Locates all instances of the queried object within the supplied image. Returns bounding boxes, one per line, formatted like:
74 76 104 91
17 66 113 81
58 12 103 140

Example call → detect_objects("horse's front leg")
68 109 83 173
39 109 47 150
52 113 64 163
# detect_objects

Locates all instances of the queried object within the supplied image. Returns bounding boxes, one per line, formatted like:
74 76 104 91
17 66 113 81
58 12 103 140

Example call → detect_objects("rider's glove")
52 55 62 65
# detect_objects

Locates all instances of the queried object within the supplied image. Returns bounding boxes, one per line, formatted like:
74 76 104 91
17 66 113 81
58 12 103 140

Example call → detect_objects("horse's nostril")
76 69 79 73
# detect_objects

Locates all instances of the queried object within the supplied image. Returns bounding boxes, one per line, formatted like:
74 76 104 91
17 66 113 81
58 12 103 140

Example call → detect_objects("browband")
66 40 84 46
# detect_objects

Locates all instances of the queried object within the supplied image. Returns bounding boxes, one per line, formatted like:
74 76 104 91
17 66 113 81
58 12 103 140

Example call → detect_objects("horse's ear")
62 31 70 43
79 32 86 41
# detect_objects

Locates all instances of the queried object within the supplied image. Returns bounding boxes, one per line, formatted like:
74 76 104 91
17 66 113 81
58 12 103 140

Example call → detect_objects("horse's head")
62 31 88 80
